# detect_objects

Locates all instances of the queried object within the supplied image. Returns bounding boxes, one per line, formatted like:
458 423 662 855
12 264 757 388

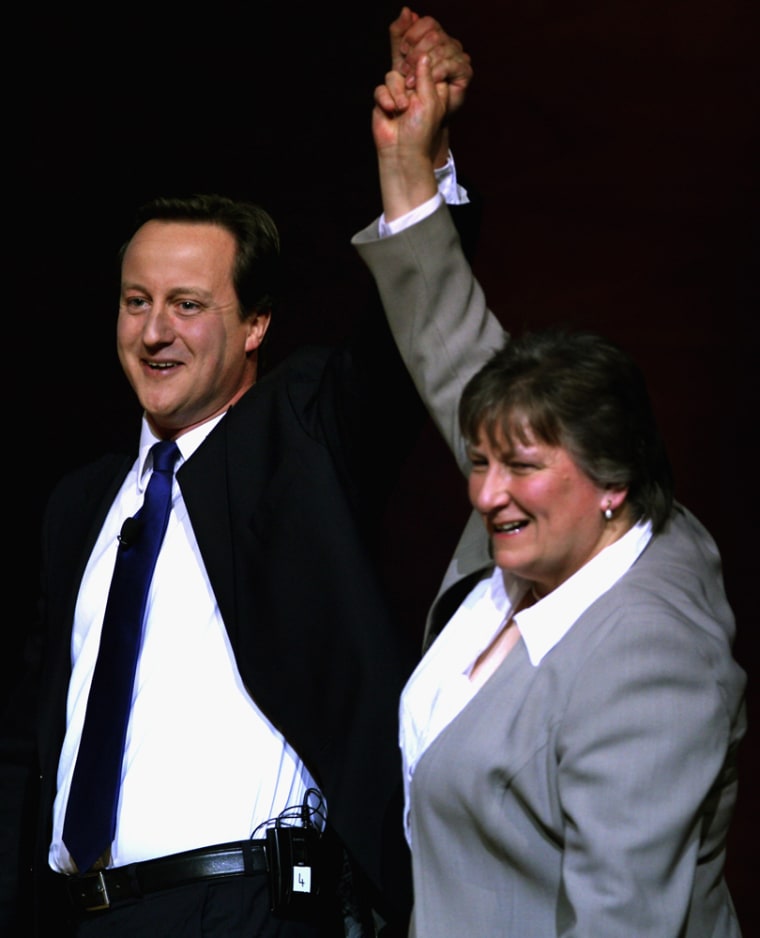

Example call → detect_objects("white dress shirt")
50 418 320 871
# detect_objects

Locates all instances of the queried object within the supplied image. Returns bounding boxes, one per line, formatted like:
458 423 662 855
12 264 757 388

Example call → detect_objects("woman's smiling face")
467 420 628 596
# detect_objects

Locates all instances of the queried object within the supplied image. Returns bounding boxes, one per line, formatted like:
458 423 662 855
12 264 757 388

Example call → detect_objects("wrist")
432 129 451 170
377 148 438 221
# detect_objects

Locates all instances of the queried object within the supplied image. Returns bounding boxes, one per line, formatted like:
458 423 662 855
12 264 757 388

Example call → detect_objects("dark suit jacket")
0 201 480 936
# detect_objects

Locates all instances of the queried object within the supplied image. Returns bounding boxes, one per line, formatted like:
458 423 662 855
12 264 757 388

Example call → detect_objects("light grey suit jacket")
354 204 747 937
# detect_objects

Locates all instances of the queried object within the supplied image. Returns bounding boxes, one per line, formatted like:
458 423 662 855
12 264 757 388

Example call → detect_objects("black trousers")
40 870 348 938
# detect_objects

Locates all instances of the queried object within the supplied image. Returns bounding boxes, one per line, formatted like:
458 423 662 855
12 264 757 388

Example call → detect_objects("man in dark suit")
0 9 474 938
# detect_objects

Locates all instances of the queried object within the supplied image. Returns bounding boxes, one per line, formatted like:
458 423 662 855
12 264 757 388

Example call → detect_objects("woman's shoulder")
631 504 725 595
598 504 737 651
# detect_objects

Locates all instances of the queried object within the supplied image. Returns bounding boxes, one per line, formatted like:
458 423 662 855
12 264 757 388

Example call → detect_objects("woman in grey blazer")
399 328 746 938
354 51 747 938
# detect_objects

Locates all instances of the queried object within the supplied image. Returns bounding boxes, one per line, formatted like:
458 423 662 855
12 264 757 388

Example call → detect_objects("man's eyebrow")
120 282 214 302
166 286 213 301
120 279 147 292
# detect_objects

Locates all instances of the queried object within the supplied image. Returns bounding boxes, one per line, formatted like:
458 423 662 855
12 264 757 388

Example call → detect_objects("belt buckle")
76 870 111 912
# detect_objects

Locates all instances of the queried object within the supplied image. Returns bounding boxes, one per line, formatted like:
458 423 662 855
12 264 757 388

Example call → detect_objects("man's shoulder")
236 344 339 411
257 343 334 380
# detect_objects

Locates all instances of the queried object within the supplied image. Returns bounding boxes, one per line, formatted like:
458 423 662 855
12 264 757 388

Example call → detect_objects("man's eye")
177 300 202 314
124 297 147 311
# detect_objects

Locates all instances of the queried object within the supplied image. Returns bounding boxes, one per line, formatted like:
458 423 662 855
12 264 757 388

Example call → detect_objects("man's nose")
142 304 175 343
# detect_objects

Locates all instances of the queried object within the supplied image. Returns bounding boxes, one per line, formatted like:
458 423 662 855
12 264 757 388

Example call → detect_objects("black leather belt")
63 839 269 912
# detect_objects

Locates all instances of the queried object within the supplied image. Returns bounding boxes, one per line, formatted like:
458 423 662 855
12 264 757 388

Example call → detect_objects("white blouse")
399 520 652 844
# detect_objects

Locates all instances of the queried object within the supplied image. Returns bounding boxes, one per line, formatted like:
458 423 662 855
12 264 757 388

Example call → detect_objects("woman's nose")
471 466 511 511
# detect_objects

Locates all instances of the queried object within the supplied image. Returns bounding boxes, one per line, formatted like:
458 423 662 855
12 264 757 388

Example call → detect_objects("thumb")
414 52 436 99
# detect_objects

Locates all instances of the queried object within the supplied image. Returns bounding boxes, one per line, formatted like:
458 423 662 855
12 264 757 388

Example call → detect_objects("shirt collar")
512 519 653 666
136 413 226 493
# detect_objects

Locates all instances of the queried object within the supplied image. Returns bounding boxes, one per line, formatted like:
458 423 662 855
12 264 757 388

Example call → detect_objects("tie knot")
151 440 180 474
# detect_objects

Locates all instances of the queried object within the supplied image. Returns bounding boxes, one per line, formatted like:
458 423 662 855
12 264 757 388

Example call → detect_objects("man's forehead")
121 221 237 297
122 220 236 275
127 219 234 252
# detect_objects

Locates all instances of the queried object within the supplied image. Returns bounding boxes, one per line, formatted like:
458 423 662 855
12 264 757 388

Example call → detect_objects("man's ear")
245 310 272 352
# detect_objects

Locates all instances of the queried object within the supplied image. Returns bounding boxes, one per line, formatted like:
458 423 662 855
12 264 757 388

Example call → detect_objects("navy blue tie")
63 439 180 873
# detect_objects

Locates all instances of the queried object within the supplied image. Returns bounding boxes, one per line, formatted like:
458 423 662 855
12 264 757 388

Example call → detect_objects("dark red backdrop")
11 0 758 930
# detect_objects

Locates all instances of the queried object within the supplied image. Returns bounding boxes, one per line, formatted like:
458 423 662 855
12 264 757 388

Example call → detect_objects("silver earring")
603 505 613 520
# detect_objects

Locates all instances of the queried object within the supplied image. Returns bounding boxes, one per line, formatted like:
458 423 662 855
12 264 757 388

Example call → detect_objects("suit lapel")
176 418 238 644
425 509 492 651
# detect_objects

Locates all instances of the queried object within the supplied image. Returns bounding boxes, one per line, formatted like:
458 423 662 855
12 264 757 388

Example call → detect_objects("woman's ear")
601 487 629 519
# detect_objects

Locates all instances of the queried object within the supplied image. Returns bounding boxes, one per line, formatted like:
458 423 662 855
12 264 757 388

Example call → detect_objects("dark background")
10 0 758 930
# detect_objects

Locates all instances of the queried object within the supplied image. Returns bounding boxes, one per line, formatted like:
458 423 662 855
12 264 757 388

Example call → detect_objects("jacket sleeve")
352 203 506 476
